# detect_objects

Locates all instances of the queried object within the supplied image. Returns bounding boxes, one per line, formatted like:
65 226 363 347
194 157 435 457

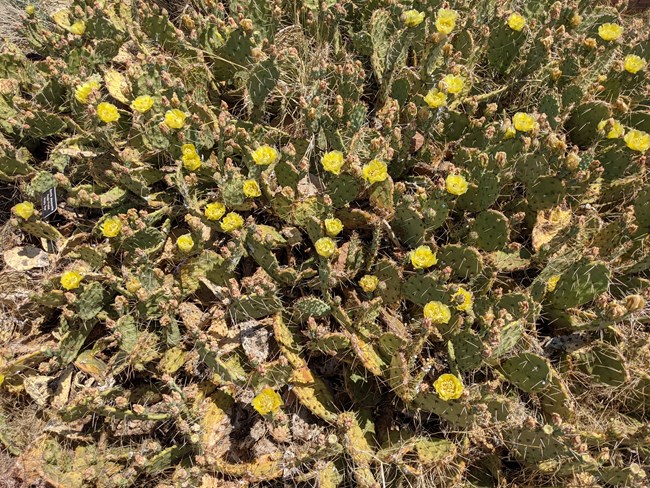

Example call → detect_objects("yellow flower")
25 4 35 15
624 54 647 74
546 274 561 292
424 89 447 109
404 9 425 27
181 143 197 156
221 212 244 232
324 218 343 237
321 151 345 175
598 23 623 41
598 119 624 139
182 152 202 171
504 126 516 139
131 95 154 113
13 201 34 219
445 174 468 196
97 102 120 123
423 301 451 324
251 387 283 415
513 112 537 132
102 217 122 238
164 109 186 129
359 275 379 293
435 8 458 35
433 373 463 401
452 287 473 311
410 245 437 269
442 74 464 94
61 271 83 290
205 202 226 221
176 234 194 252
74 80 100 104
315 237 337 258
69 20 86 35
251 145 279 166
624 129 650 152
507 13 526 32
243 179 262 198
125 277 142 294
362 159 388 184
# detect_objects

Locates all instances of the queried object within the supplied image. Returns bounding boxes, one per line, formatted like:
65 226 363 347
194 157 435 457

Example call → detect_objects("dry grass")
0 0 71 45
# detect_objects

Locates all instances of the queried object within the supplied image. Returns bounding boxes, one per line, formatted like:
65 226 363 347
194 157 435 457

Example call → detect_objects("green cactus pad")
487 22 526 74
526 175 565 211
633 186 650 229
439 244 484 279
403 274 446 306
574 341 628 387
548 261 610 309
470 210 509 251
566 102 610 147
501 353 551 392
293 296 332 322
456 169 500 212
506 426 569 465
450 330 484 372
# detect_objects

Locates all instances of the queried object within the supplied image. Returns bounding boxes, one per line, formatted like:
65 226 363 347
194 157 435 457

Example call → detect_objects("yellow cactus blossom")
176 234 194 252
404 10 425 27
251 387 283 415
433 373 464 401
131 95 154 113
324 218 344 237
61 271 83 290
504 126 517 139
359 275 379 293
445 174 468 196
624 54 647 74
410 245 437 269
74 80 101 104
13 201 34 220
598 119 625 139
102 217 122 238
546 274 561 292
435 8 458 35
362 159 388 184
423 301 451 324
251 145 279 166
513 112 538 132
598 23 623 41
125 277 142 294
424 89 447 109
221 212 244 232
452 287 473 311
205 202 226 221
69 20 86 35
97 102 120 123
164 109 186 129
507 13 526 31
25 4 35 15
181 143 197 156
442 74 465 94
321 150 345 175
315 237 337 258
182 152 201 171
624 129 650 152
243 179 262 198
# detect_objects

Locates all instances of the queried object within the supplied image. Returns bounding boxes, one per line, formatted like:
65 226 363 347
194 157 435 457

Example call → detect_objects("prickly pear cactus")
0 1 649 487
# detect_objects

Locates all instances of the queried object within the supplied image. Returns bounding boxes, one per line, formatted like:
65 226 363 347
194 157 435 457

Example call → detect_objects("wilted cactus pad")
1 0 650 487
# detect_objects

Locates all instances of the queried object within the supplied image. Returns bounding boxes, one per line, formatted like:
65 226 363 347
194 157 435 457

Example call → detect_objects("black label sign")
41 187 58 219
